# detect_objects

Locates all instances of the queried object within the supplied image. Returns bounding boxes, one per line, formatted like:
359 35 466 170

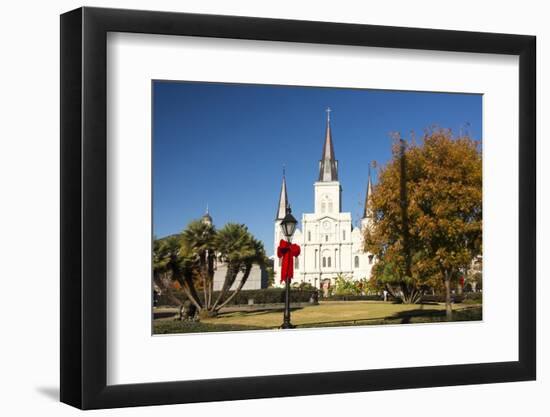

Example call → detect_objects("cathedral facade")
273 111 375 288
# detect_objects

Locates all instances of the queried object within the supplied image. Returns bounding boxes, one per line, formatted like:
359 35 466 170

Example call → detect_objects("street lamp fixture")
280 207 297 240
280 206 298 329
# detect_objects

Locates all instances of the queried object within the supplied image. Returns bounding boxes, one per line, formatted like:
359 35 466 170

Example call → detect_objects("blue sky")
153 81 482 255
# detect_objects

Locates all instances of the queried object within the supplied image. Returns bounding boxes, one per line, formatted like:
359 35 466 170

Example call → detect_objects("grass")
154 320 264 334
153 301 482 334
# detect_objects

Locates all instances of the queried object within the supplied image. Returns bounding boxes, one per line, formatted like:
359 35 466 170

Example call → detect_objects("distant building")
213 262 268 291
273 109 375 288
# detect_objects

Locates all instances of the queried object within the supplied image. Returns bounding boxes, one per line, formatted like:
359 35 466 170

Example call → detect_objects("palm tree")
181 220 216 310
153 235 202 310
153 220 267 317
212 224 266 312
214 236 266 311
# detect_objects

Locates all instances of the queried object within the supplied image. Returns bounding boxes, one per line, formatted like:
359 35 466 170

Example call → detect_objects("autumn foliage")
365 129 482 314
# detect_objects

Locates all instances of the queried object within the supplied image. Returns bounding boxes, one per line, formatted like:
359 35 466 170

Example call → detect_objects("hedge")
156 288 314 307
323 292 482 303
418 291 482 304
323 294 382 301
156 288 483 307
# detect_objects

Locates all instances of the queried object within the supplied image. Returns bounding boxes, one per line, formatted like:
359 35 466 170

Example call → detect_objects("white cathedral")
273 110 375 288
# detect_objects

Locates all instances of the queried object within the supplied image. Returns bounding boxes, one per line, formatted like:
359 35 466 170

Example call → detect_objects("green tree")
211 223 266 312
332 274 366 296
181 220 217 311
153 234 202 310
153 220 266 317
365 129 482 317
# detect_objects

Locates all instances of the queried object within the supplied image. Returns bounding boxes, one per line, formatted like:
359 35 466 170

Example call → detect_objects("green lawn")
154 320 265 334
153 301 482 334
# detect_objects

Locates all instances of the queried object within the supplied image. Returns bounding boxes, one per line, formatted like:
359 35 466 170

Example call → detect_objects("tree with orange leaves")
365 129 482 318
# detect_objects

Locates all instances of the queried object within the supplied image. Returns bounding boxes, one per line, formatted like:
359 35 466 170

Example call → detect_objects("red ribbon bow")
277 239 301 283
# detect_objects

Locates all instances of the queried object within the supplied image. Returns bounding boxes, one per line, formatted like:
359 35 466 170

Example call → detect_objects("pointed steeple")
275 167 289 220
362 164 373 219
318 107 338 182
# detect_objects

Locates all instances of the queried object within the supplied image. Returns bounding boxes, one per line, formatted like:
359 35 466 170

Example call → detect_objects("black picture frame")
60 6 536 410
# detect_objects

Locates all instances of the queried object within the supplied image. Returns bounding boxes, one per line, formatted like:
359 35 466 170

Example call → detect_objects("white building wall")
213 264 267 291
273 179 375 288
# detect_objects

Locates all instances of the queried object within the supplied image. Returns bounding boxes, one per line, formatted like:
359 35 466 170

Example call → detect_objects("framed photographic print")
60 6 536 410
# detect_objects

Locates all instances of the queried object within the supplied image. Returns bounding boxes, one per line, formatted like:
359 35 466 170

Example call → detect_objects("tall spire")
276 167 289 220
318 107 338 182
363 163 373 219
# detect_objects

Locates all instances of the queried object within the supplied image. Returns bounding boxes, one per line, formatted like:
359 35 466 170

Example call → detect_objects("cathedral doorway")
321 278 331 298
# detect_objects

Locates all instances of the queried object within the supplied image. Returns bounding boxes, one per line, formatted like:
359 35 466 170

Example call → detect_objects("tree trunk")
444 270 453 320
410 288 424 304
178 277 203 312
402 288 423 304
215 264 252 312
164 290 183 309
385 284 400 301
205 250 215 309
153 274 185 310
199 252 210 310
211 263 240 311
388 282 423 304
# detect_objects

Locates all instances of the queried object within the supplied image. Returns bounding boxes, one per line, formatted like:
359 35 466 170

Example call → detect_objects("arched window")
342 230 346 240
315 249 318 268
327 257 332 267
325 235 328 242
368 255 374 264
308 231 311 241
354 256 359 268
321 195 332 214
295 257 300 269
322 257 326 268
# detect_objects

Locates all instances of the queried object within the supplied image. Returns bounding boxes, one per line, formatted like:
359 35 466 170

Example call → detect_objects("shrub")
420 291 482 304
156 288 314 307
462 292 483 304
156 288 481 307
224 288 314 304
324 294 382 301
332 275 369 296
291 281 316 291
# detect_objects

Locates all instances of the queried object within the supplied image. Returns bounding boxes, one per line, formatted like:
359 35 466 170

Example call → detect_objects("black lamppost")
280 206 298 329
